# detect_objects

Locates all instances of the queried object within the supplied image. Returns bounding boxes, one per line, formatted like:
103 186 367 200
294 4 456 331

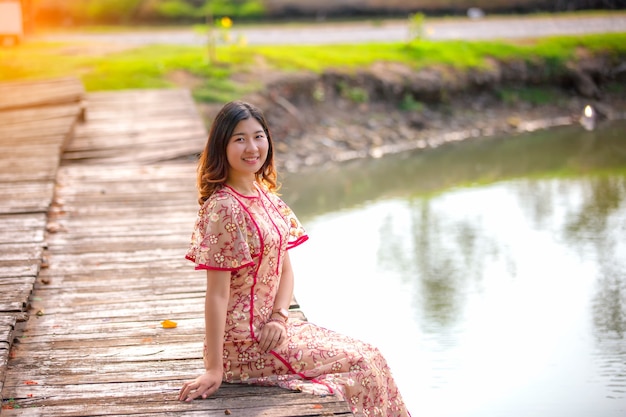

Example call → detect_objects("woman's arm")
273 251 294 314
179 269 230 401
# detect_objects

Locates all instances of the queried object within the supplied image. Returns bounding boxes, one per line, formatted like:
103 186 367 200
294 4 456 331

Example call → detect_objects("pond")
281 120 626 416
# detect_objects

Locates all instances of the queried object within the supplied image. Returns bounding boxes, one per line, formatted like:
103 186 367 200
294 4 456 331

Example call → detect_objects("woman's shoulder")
200 187 239 212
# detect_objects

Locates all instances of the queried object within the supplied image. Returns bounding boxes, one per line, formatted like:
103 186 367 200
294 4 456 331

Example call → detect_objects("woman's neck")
226 177 257 196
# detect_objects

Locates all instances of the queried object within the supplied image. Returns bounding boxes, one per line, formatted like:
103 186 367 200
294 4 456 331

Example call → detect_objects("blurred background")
12 0 626 30
1 1 626 416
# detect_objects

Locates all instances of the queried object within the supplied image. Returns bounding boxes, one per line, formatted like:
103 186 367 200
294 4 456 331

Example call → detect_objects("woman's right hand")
178 369 222 402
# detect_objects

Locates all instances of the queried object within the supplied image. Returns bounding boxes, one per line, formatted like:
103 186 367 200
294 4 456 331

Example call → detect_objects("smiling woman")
179 100 412 416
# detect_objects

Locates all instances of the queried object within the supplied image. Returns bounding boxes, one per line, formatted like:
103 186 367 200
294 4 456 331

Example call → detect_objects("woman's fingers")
258 322 285 352
178 373 221 402
178 381 193 401
186 381 216 401
183 381 215 402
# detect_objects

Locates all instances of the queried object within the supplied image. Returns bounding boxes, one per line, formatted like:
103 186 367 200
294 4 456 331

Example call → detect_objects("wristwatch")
273 307 289 321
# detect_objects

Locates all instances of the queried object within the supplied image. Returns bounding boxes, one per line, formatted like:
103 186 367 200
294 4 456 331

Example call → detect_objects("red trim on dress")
286 235 309 250
223 188 264 342
186 255 255 271
269 349 336 395
258 190 284 276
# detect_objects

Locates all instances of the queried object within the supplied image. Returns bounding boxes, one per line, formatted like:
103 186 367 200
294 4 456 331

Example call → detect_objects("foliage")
338 81 369 103
407 13 425 43
34 0 145 24
32 0 266 25
200 0 265 18
399 93 424 112
156 0 197 19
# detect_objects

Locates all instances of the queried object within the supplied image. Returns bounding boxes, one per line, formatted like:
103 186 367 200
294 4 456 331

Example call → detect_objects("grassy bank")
1 32 625 104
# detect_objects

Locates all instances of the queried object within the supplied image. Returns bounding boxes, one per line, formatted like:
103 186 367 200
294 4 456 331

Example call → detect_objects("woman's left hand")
258 320 286 353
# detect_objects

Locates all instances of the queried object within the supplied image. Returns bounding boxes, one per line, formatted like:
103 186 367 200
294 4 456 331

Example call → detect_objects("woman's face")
226 117 269 179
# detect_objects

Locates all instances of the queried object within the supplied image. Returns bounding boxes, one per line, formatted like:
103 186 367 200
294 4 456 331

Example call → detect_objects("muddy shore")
193 53 626 173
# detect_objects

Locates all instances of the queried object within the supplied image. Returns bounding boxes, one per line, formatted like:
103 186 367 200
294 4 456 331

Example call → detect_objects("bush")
32 0 267 25
156 0 197 19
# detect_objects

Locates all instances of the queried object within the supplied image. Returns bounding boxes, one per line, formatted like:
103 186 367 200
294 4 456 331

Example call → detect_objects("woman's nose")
245 139 258 151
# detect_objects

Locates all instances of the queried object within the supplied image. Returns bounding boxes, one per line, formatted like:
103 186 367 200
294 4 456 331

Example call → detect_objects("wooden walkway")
0 78 86 409
0 81 353 415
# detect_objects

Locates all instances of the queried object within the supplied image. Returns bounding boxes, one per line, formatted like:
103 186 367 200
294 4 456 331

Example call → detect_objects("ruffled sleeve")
265 190 308 250
185 192 257 271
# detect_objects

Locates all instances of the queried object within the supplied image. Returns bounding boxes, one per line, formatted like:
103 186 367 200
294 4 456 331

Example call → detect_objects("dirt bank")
196 51 626 173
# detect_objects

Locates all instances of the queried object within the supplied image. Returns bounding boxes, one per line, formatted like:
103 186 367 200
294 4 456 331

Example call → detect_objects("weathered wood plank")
1 384 351 417
0 264 38 279
0 323 14 345
0 146 67 183
0 215 47 244
0 77 85 112
0 78 87 407
0 314 16 400
0 316 17 329
0 104 81 126
0 182 55 214
0 283 34 308
0 245 43 264
61 89 205 165
0 117 80 140
83 89 197 107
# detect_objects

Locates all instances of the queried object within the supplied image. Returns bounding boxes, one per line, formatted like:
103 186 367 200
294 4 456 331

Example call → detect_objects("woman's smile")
226 117 269 191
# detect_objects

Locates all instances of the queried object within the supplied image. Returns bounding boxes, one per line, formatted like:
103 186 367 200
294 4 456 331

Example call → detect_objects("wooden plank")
62 90 205 164
0 326 15 403
0 77 85 112
0 264 38 279
0 316 17 329
0 78 86 407
1 384 351 417
0 143 67 183
0 315 16 404
0 290 33 312
0 116 81 139
0 181 55 214
0 215 47 244
0 104 81 126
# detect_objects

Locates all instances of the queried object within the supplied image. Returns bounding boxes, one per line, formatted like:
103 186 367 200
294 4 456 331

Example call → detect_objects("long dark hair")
197 101 278 205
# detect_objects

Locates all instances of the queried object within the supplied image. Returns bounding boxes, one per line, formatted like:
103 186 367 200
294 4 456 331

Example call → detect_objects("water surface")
283 120 626 416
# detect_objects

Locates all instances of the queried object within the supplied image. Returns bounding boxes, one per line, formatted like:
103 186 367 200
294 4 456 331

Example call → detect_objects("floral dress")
186 183 410 416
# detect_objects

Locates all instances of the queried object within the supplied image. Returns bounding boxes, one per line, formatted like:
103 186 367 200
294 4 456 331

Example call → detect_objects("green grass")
231 32 626 72
1 32 625 103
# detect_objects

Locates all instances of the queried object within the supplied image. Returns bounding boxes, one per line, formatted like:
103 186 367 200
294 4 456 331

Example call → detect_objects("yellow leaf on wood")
160 320 178 329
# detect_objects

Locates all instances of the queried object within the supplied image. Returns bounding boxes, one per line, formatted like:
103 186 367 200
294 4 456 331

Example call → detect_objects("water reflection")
282 121 626 221
285 120 626 416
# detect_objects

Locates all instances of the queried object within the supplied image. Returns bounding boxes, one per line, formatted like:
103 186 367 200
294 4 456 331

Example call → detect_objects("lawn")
1 31 625 103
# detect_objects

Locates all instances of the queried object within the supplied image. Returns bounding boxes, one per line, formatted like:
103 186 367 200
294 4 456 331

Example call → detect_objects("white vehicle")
0 0 23 45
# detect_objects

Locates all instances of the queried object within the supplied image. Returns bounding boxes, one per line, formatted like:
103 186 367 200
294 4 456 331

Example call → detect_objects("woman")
178 101 410 416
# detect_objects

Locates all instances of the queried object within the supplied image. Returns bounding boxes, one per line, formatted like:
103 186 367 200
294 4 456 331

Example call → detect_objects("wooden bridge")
0 78 353 416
